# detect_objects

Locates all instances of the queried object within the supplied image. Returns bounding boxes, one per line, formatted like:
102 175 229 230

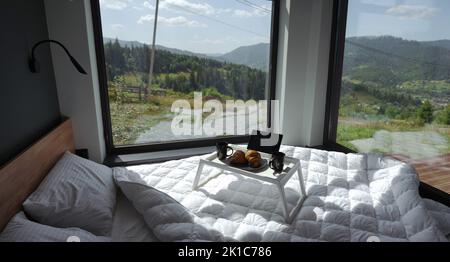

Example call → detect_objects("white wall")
276 0 333 147
44 0 106 162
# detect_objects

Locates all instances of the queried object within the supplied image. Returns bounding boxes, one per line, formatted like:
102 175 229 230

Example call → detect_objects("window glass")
337 0 450 192
99 0 275 145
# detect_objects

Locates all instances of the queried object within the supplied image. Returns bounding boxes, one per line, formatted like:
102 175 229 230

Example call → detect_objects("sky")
99 0 273 54
347 0 450 41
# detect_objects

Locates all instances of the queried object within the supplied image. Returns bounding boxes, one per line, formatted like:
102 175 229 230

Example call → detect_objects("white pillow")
113 168 226 242
0 212 110 242
111 191 159 242
23 152 116 236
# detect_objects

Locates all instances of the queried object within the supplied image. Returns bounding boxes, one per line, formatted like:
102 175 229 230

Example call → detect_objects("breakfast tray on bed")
193 145 306 223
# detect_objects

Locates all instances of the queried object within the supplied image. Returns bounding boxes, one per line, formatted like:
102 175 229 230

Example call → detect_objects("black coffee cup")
269 152 285 172
216 142 234 160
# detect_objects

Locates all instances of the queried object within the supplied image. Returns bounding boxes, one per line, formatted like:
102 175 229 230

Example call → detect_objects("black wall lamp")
29 39 87 75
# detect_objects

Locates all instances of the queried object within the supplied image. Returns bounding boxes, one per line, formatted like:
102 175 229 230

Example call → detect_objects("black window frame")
91 0 280 156
323 0 349 152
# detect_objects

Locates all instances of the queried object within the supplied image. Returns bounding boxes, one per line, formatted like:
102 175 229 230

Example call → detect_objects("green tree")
435 104 450 125
417 100 434 123
163 75 171 89
189 71 198 91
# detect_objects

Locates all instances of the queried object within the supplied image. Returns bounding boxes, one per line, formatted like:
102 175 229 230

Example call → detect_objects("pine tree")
189 71 198 91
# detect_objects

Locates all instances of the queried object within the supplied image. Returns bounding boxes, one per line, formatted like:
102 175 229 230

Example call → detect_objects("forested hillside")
338 36 450 151
343 36 450 106
218 43 270 70
344 36 450 82
104 39 267 100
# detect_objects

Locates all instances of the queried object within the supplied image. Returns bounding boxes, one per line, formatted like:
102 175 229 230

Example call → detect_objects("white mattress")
110 191 158 242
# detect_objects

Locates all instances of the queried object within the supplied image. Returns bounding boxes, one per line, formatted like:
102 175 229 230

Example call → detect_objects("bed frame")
0 119 75 231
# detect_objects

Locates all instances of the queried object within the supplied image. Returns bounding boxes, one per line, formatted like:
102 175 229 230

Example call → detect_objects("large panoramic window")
95 0 277 150
335 0 450 192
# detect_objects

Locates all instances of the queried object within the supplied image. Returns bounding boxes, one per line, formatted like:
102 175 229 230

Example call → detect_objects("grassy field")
109 86 187 145
337 78 450 154
109 85 237 145
110 102 162 145
337 118 450 153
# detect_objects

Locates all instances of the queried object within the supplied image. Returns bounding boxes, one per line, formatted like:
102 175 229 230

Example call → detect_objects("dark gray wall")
0 0 61 166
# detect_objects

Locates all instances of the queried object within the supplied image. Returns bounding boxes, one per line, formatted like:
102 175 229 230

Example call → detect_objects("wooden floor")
390 153 450 194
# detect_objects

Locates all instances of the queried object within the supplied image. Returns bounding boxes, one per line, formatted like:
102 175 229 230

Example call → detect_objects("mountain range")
342 36 450 106
343 36 450 85
422 39 450 50
103 37 269 70
218 43 270 70
104 36 450 76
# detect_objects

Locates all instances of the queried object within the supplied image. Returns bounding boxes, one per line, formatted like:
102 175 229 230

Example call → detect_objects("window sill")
103 146 216 167
105 144 325 167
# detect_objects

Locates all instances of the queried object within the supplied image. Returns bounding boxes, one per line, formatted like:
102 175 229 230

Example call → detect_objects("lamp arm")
29 39 87 75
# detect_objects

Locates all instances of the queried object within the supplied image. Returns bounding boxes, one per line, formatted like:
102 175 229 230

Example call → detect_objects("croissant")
248 156 261 168
245 150 262 168
245 150 260 160
230 150 247 164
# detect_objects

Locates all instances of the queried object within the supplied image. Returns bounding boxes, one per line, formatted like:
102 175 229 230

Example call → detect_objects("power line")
170 4 269 38
234 0 271 13
242 0 271 12
346 40 450 69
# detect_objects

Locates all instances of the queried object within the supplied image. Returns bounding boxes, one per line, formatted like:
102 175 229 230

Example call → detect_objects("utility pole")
148 0 160 95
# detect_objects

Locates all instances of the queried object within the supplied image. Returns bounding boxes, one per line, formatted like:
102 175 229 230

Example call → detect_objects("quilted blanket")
118 146 449 242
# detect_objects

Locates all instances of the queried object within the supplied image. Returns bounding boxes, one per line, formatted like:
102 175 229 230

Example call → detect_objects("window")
326 0 450 193
92 0 279 154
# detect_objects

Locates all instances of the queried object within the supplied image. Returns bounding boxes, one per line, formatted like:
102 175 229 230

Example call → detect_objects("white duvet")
116 146 449 242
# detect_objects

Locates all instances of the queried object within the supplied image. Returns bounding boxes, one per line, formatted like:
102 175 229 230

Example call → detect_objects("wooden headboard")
0 119 75 231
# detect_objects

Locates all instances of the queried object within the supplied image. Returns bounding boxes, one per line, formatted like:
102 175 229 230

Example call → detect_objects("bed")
0 119 157 242
0 119 449 242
